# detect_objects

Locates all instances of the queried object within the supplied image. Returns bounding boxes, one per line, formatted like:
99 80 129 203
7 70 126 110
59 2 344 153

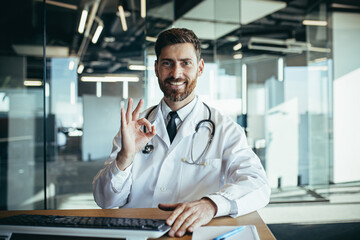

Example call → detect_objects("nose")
171 64 183 79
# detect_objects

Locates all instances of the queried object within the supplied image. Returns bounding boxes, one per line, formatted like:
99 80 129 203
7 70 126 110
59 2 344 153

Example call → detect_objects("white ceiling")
173 0 287 40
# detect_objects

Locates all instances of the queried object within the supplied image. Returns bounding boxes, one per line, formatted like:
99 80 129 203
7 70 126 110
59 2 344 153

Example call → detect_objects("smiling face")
155 43 204 106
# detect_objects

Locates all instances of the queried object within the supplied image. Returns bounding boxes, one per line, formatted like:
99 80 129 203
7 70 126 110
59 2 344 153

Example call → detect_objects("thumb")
145 126 156 138
158 203 180 211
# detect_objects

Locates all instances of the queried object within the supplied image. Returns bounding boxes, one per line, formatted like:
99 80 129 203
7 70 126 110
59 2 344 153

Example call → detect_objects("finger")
132 99 144 120
175 212 198 237
145 126 156 138
166 204 186 226
137 118 152 133
187 218 203 233
169 209 193 236
126 98 133 123
158 203 179 211
120 108 126 130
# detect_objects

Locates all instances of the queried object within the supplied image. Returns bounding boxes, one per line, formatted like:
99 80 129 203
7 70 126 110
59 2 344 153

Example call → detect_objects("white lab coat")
93 99 270 217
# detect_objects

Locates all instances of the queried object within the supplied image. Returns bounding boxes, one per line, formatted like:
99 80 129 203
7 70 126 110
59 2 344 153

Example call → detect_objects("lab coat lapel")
147 104 171 147
170 99 205 148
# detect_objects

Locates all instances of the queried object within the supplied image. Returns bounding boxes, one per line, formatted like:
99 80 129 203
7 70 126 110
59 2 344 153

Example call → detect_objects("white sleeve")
92 132 133 209
208 123 271 217
205 194 232 217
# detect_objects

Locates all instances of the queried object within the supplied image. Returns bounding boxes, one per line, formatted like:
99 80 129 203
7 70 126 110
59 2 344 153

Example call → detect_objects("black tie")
167 111 178 144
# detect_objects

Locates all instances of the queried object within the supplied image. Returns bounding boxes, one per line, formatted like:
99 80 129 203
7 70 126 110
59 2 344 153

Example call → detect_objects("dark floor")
268 222 360 240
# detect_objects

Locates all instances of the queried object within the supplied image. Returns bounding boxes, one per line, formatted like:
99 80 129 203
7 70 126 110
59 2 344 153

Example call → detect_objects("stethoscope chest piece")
142 144 154 154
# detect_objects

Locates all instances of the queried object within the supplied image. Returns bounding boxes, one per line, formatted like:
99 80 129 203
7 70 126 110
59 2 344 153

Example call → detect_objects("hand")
158 198 217 237
117 98 156 170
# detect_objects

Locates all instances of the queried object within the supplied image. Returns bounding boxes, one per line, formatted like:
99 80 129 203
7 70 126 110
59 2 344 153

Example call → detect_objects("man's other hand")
158 198 217 237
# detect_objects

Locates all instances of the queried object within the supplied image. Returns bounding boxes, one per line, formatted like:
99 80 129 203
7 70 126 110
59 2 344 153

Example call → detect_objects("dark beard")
159 76 197 102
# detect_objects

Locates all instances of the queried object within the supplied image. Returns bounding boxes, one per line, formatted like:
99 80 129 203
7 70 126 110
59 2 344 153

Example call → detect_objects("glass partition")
1 0 351 211
0 0 45 210
45 0 147 209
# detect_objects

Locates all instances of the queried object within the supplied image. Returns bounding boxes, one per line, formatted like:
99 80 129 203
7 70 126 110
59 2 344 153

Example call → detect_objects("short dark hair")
155 28 201 61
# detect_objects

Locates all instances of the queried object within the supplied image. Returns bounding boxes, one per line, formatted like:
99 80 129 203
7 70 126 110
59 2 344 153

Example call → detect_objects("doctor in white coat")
93 28 270 238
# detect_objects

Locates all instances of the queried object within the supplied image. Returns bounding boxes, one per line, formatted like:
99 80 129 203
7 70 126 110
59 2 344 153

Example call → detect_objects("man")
93 28 270 237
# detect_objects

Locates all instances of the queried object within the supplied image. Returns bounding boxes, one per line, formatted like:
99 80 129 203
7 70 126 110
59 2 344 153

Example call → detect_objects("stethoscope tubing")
141 102 215 166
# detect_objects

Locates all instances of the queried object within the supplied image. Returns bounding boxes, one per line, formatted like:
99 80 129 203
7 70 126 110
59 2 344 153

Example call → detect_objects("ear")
155 60 159 77
197 58 204 77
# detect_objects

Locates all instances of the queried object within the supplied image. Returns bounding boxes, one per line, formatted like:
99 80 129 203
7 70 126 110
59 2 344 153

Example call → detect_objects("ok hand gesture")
116 98 156 170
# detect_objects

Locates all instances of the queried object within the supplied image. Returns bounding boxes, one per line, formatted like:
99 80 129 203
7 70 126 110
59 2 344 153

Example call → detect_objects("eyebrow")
160 58 193 62
180 58 193 61
160 58 174 62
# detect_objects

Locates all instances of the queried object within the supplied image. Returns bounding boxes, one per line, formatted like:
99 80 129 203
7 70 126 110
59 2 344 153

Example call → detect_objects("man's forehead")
158 43 197 59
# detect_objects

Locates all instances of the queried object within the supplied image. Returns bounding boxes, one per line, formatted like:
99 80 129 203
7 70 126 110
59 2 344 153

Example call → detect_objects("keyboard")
0 214 171 240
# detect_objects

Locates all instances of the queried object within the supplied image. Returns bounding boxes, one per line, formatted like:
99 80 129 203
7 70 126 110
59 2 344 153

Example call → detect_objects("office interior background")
0 0 359 238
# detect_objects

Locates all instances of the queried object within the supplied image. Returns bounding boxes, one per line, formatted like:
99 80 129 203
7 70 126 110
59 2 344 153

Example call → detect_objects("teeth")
170 82 184 86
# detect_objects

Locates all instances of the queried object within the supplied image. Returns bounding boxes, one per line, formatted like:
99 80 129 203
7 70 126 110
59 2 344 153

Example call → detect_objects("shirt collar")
160 96 198 122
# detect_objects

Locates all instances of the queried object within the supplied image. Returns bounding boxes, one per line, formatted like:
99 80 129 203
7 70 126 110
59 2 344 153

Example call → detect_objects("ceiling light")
81 76 139 82
118 5 128 31
78 9 88 33
141 0 146 18
45 83 50 97
129 65 146 71
308 66 328 71
13 45 69 57
35 0 77 10
77 64 84 74
201 43 210 49
123 81 128 99
70 82 76 105
116 10 131 17
69 60 75 70
312 57 328 63
96 81 102 98
233 53 243 59
68 129 83 137
24 80 42 86
226 36 239 42
104 36 115 42
145 36 157 42
248 37 330 54
331 3 360 9
92 24 103 44
242 64 247 115
302 20 327 26
108 63 122 73
278 58 284 81
233 42 242 51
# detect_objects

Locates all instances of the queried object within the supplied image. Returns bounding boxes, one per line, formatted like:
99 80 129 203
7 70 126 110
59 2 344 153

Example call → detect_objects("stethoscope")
142 103 216 166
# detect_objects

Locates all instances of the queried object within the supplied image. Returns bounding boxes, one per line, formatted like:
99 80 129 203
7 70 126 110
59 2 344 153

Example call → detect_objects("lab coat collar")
146 97 208 149
169 98 207 149
160 97 197 123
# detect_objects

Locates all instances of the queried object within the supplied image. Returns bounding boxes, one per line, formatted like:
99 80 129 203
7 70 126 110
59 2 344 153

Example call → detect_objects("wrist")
116 150 134 170
201 197 218 217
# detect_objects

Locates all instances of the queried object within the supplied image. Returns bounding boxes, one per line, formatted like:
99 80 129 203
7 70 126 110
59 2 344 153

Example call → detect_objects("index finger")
166 204 186 226
158 203 179 211
126 98 133 122
120 108 126 130
132 99 144 120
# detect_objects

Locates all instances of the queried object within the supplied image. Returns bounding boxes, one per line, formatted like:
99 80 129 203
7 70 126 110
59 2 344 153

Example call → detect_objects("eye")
184 61 191 66
161 61 171 66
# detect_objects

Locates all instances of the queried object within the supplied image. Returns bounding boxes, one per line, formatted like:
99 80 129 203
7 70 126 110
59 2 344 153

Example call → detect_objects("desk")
0 208 275 240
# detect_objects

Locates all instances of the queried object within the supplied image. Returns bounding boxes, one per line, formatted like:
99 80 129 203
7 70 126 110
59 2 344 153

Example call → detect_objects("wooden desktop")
0 208 275 239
